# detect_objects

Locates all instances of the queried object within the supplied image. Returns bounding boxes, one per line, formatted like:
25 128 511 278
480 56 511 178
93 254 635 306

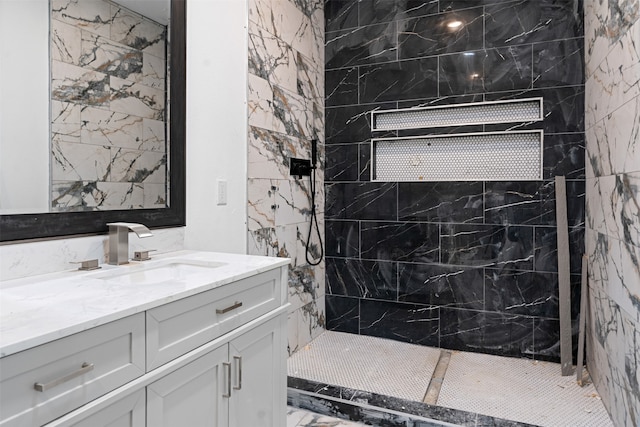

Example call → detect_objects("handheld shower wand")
306 139 323 266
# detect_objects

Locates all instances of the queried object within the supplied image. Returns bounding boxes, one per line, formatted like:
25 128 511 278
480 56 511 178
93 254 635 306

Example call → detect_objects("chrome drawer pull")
34 362 94 392
233 356 242 390
216 301 243 314
222 362 232 398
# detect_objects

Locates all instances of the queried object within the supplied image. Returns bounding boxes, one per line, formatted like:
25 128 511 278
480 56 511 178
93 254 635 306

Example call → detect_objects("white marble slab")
0 250 289 358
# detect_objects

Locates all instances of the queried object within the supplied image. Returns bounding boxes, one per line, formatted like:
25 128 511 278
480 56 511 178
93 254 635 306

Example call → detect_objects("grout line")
423 349 452 405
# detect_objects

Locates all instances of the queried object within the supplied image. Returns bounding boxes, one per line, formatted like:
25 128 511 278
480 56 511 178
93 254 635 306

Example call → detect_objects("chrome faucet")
107 222 153 265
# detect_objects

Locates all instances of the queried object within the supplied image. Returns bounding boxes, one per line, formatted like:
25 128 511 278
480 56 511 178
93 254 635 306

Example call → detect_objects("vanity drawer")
0 314 145 427
146 268 282 370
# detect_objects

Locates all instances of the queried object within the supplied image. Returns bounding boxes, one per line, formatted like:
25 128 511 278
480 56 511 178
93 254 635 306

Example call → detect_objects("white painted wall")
184 0 248 254
0 0 49 213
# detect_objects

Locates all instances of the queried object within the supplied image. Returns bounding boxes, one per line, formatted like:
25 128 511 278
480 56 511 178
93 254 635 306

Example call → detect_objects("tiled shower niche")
324 0 585 362
50 0 167 211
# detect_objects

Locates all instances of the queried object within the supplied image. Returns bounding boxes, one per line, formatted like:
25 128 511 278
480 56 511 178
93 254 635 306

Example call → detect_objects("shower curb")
288 376 538 427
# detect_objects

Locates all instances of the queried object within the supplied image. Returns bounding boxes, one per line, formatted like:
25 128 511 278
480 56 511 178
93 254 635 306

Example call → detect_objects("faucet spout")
107 222 153 265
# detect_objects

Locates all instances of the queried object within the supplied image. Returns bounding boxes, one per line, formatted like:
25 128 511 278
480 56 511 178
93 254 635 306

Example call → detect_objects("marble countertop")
0 250 289 358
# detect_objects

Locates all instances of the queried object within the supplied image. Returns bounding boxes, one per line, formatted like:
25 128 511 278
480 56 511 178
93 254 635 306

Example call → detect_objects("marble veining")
248 0 325 355
585 0 640 425
50 0 167 211
324 0 585 362
0 250 288 357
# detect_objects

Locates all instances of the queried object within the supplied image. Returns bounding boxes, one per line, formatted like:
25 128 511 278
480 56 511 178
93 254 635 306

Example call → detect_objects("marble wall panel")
248 0 325 354
586 96 640 178
586 19 640 124
50 0 167 211
325 0 585 362
585 0 640 425
51 101 82 144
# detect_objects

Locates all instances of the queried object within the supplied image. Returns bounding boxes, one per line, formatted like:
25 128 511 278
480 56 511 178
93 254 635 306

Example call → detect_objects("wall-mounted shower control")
290 158 312 178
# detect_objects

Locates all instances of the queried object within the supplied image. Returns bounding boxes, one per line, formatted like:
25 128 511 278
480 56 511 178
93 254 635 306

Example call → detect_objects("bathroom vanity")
0 251 290 427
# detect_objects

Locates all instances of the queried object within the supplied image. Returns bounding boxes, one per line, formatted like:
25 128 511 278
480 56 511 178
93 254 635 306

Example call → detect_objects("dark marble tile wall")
324 0 585 361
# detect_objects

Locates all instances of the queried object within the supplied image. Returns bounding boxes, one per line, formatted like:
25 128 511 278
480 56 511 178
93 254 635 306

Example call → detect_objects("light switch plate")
217 179 227 205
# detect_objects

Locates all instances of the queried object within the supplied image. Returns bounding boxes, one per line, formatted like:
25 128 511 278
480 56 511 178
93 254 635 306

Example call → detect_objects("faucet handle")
133 250 156 261
70 259 101 271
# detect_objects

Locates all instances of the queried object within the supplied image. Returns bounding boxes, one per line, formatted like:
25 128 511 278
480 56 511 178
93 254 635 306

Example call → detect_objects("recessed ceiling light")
447 20 463 29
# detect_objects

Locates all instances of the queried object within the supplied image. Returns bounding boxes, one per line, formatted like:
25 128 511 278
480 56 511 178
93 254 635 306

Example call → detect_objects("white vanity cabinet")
147 315 286 427
0 256 289 427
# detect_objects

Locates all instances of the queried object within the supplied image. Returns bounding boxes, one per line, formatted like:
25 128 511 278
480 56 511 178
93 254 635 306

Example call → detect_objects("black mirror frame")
0 0 186 243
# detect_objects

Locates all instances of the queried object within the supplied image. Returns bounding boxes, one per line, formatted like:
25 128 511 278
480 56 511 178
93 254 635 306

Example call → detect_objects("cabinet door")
147 345 228 427
228 314 286 427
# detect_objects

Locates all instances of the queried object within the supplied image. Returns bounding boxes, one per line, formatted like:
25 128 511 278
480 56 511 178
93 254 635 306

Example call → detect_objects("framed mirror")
0 0 185 242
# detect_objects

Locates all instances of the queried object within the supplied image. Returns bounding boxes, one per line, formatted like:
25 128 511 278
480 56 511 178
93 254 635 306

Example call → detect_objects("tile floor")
287 331 613 427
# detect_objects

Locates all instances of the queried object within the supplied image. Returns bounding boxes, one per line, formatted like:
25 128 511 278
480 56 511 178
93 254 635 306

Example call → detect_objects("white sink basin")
96 260 226 285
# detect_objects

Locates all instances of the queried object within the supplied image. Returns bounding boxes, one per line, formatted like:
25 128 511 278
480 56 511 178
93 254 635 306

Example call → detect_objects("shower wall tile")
398 263 484 310
247 178 276 231
587 173 640 248
248 127 301 180
51 19 82 64
398 182 483 223
533 38 584 88
484 269 560 318
361 222 440 263
531 318 561 361
359 0 439 25
248 0 325 353
359 57 439 103
359 300 440 346
325 0 359 32
586 18 640 124
438 52 485 96
440 308 534 357
586 97 640 179
326 67 358 107
251 0 324 67
51 101 82 144
587 228 640 327
586 283 640 427
326 182 397 220
533 226 585 275
325 144 359 181
585 1 639 425
584 0 639 78
326 257 397 300
441 224 534 269
325 0 585 362
325 220 360 258
483 45 534 93
51 0 113 37
543 133 585 179
325 295 360 333
326 104 391 145
484 181 548 226
325 22 398 70
249 26 298 95
484 0 583 48
397 8 484 59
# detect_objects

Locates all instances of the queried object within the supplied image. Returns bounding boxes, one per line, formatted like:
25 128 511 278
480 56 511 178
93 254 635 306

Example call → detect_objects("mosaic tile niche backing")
50 0 167 211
